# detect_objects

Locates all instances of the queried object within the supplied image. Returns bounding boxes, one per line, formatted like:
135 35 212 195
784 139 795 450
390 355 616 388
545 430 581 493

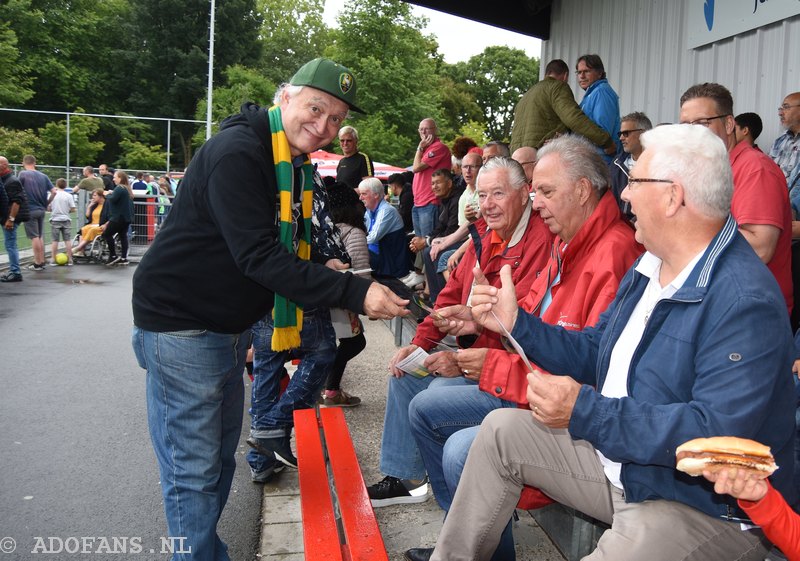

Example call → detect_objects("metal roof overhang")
406 0 552 40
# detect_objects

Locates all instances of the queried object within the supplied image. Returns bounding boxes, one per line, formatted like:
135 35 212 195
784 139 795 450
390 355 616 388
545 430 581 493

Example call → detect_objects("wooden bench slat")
320 407 389 561
294 408 345 561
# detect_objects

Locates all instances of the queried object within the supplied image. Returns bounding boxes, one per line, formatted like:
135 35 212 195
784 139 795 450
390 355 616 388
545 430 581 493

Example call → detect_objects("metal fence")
0 191 171 261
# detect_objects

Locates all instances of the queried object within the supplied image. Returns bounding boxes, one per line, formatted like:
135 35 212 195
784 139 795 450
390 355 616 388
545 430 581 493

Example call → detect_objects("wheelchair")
71 230 122 264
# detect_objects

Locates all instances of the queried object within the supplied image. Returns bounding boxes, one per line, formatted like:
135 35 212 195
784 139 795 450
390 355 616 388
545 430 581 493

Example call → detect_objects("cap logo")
339 73 353 94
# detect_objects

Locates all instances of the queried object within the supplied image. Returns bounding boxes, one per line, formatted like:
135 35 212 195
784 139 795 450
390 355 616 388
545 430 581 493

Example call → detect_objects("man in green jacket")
510 59 617 155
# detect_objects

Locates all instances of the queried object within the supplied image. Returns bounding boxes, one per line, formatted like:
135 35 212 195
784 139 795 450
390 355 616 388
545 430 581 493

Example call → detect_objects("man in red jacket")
366 157 553 510
402 135 642 561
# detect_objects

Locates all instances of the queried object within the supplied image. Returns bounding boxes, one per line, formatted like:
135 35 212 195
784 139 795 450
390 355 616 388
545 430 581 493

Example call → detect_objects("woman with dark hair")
102 170 134 266
321 183 370 407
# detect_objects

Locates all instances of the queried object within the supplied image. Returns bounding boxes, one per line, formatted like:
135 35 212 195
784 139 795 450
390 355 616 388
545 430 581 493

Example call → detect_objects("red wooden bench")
294 407 388 561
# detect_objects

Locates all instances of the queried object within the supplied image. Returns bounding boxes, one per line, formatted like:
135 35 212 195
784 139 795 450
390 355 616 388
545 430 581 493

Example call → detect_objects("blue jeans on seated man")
379 374 469 481
408 381 515 510
132 326 250 561
247 308 336 474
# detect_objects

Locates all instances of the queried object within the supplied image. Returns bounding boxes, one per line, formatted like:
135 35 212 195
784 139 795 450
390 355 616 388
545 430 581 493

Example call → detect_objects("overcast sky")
322 0 542 63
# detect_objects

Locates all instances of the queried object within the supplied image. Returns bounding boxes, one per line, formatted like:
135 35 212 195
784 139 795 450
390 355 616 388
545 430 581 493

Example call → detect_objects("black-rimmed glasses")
686 114 730 127
618 129 643 138
626 178 673 190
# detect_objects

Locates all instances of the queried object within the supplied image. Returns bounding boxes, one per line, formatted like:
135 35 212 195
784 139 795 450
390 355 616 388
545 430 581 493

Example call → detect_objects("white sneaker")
402 272 425 288
399 271 416 284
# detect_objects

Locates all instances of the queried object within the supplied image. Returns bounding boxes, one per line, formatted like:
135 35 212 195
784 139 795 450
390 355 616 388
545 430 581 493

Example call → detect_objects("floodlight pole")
206 0 216 140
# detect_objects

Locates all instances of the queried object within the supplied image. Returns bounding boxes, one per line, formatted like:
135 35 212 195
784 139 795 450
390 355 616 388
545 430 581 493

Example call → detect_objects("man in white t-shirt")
428 124 796 561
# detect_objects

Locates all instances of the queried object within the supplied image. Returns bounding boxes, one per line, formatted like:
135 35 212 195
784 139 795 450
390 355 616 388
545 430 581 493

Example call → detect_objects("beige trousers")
430 408 770 561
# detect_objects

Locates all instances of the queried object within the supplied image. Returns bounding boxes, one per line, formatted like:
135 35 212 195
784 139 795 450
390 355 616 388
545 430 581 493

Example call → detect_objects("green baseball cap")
290 58 365 114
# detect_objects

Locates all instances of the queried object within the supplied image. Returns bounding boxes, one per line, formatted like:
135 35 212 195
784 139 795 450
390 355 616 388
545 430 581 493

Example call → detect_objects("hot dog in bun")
675 436 777 478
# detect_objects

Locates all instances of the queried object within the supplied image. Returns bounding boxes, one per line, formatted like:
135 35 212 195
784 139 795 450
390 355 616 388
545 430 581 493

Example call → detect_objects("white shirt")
597 249 705 489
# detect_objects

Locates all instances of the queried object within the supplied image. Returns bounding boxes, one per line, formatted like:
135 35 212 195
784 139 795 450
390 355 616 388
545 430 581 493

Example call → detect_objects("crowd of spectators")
5 53 799 561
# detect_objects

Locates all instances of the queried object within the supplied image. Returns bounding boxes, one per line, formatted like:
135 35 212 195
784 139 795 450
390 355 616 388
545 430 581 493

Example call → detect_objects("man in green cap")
132 58 407 560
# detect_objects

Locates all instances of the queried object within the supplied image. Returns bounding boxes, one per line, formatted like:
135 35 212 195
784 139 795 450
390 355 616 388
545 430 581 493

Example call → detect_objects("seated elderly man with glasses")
365 157 553 512
427 124 796 561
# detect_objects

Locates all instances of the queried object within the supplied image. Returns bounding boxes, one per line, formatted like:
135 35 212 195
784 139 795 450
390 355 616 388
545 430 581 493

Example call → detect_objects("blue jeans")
379 374 466 480
247 309 336 473
443 427 516 561
408 382 514 510
412 203 438 237
3 223 20 274
132 326 250 561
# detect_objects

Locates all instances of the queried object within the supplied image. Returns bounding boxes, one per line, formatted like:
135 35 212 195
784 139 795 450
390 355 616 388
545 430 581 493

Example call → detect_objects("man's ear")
577 177 594 205
665 181 686 217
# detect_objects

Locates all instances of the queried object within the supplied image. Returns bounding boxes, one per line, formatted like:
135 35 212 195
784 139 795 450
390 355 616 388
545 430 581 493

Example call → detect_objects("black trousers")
324 331 367 391
103 220 130 259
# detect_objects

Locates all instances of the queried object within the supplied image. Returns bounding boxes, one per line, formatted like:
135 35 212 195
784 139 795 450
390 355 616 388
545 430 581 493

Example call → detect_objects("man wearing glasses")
576 54 621 160
770 92 800 208
510 59 616 157
336 125 373 189
609 112 653 222
428 123 796 561
680 83 792 316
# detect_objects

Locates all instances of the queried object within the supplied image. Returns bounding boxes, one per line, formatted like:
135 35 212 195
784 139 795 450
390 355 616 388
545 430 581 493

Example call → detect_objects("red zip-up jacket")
480 191 642 403
412 204 553 350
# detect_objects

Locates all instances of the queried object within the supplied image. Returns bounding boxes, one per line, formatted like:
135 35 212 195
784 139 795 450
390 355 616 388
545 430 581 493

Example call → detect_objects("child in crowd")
320 182 370 407
48 178 76 265
702 468 799 560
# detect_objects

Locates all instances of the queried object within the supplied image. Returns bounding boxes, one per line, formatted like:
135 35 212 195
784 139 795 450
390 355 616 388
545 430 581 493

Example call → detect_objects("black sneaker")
0 272 22 282
117 258 129 266
367 476 430 508
105 256 121 266
250 460 286 483
26 263 45 271
246 435 298 469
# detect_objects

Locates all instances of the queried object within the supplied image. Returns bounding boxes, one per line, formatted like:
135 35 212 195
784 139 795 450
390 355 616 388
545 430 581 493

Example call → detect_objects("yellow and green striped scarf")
268 105 313 351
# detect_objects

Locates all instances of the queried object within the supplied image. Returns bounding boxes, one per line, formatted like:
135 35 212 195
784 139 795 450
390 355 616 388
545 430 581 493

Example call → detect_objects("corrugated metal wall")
541 0 800 149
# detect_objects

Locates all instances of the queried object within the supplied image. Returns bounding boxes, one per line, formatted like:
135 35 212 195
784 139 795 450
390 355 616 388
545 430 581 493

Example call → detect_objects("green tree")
192 65 277 147
327 0 442 166
117 139 168 171
0 18 34 106
0 128 42 163
5 0 128 116
37 110 104 165
122 0 263 166
446 47 539 142
436 75 484 143
256 0 330 85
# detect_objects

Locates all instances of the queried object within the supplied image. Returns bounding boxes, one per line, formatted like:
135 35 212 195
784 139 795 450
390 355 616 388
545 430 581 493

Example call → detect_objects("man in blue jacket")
577 54 621 161
429 124 796 561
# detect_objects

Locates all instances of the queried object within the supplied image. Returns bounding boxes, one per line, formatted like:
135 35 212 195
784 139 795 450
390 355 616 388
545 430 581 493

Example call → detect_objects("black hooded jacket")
132 103 372 334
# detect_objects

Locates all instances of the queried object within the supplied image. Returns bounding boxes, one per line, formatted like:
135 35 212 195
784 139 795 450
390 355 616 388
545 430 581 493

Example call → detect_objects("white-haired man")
358 176 408 278
430 124 796 561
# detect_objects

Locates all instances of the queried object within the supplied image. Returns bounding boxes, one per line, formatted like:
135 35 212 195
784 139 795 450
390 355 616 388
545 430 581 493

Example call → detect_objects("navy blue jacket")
511 216 796 521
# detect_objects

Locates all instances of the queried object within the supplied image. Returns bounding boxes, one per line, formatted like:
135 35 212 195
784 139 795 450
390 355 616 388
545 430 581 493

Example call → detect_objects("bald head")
512 146 538 182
